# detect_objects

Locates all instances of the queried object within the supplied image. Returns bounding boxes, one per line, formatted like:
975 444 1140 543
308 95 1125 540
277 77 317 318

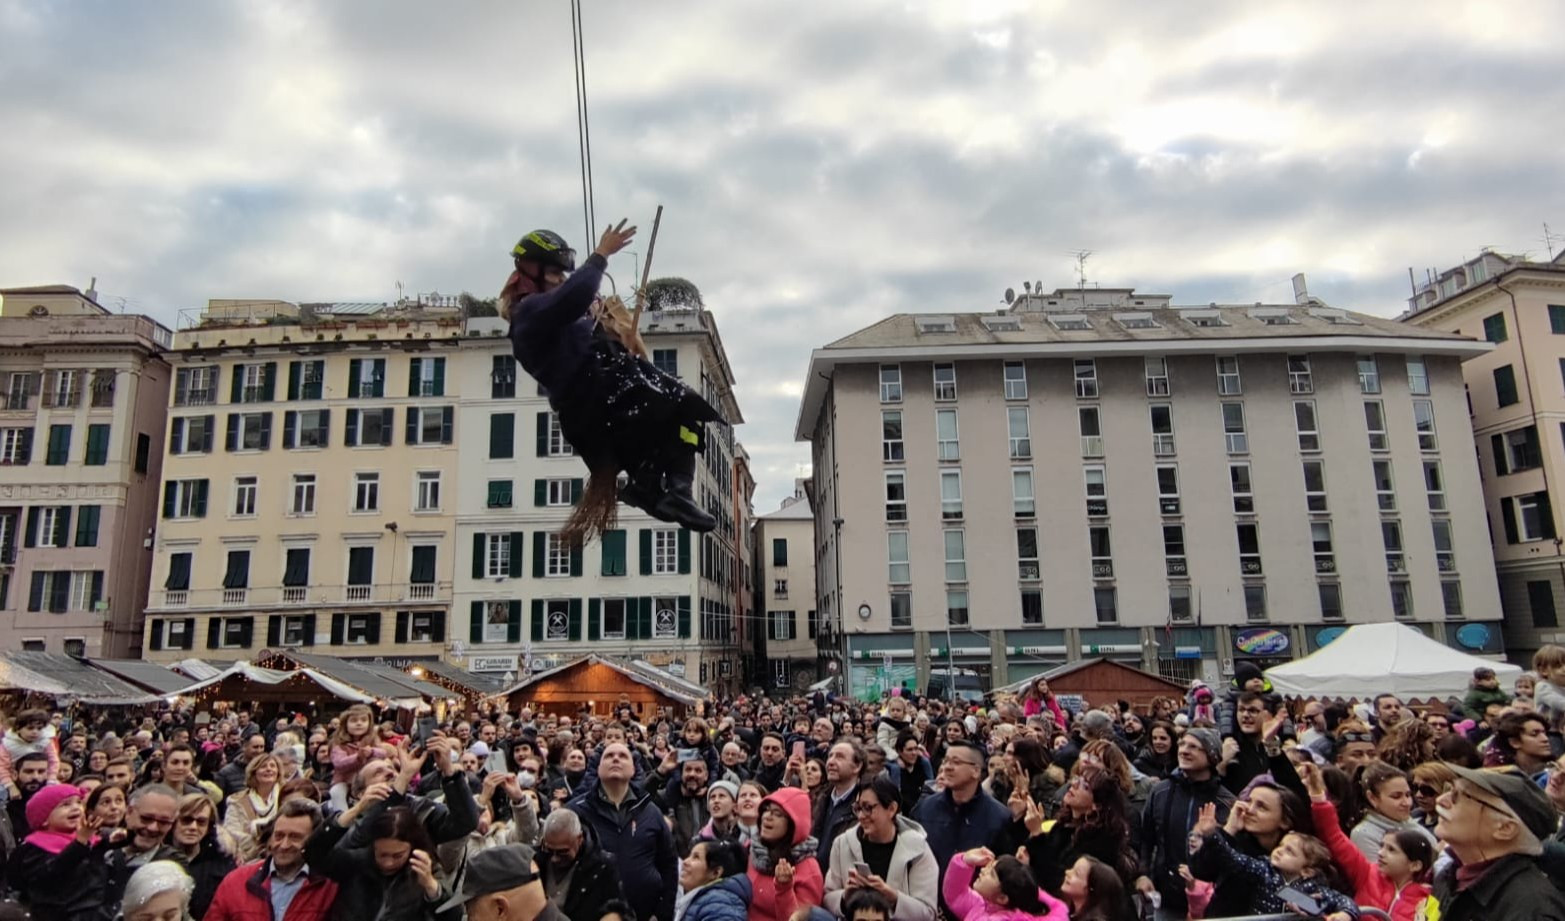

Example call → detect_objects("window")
771 537 788 567
873 592 905 630
1017 527 1040 581
940 469 963 520
884 471 907 522
1294 401 1320 452
1236 523 1261 574
1084 465 1108 517
936 409 960 460
289 359 325 401
1144 357 1170 396
347 546 375 591
1089 525 1112 578
653 349 679 377
174 366 218 406
408 357 445 396
1357 356 1381 394
485 534 514 578
283 410 329 449
291 474 316 515
1156 465 1180 515
653 529 679 574
887 532 910 584
135 433 150 473
1513 492 1556 542
1373 460 1396 511
1424 460 1446 511
1412 400 1438 451
1093 587 1117 624
45 424 70 465
1003 362 1027 400
879 365 902 402
353 473 379 512
1007 406 1031 458
1406 357 1430 395
345 613 376 644
1494 426 1542 474
349 358 386 398
1311 521 1335 573
1012 467 1035 518
0 428 31 465
282 548 310 592
73 506 100 547
938 588 967 627
68 571 98 612
1221 402 1248 454
881 411 904 462
546 534 572 577
1230 463 1254 514
225 412 271 452
233 476 257 517
1079 407 1103 457
1149 404 1175 455
1169 585 1193 623
932 363 957 401
1552 305 1565 334
545 412 573 456
36 507 62 548
406 406 453 445
1164 524 1187 577
943 529 966 583
1483 312 1508 343
1074 359 1098 398
768 610 797 641
1433 518 1456 573
1319 583 1343 621
345 408 392 446
600 598 627 639
1441 580 1464 619
1494 365 1519 407
1364 400 1389 451
1244 584 1268 622
487 480 514 509
83 424 110 465
774 579 788 598
1389 580 1413 620
545 479 575 506
489 413 515 459
234 363 272 403
491 355 517 399
1529 581 1558 628
416 471 441 511
1383 520 1405 572
1216 356 1242 395
164 479 209 519
1288 355 1313 394
1302 461 1327 512
1021 589 1043 625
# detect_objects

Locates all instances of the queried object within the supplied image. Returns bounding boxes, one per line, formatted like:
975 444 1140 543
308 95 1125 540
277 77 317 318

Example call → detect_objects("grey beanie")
1186 727 1222 766
707 780 739 801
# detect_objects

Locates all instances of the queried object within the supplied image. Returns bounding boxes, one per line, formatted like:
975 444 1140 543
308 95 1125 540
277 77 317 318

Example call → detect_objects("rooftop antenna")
1543 222 1558 260
1069 250 1092 290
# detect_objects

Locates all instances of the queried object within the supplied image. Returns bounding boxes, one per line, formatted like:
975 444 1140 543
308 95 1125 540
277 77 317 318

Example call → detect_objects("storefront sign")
1010 645 1068 656
1315 626 1348 648
1174 646 1203 659
1083 644 1142 655
1234 628 1289 656
1455 623 1492 651
470 655 517 673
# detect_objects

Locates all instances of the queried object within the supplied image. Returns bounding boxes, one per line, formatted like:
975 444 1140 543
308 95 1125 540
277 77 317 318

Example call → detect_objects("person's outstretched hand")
594 219 637 258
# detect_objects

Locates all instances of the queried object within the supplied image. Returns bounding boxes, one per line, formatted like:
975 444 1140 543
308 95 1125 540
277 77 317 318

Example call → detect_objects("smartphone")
792 740 806 760
1277 887 1321 917
676 747 700 764
854 862 872 878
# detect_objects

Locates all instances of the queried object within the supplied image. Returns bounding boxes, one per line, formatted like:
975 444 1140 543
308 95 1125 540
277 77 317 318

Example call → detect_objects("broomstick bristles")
560 470 620 545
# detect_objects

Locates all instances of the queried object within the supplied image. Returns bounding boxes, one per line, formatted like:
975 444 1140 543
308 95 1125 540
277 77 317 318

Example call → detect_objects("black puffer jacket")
1136 771 1235 915
307 819 461 921
7 837 113 921
538 821 633 921
174 830 238 919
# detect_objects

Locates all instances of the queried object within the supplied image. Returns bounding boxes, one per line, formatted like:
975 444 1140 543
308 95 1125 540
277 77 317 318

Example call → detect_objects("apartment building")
1402 250 1565 661
797 284 1502 698
753 484 818 691
143 296 753 693
0 285 171 657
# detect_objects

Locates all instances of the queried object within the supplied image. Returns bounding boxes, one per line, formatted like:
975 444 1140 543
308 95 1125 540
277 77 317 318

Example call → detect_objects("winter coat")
1311 800 1428 921
940 852 1070 921
811 785 857 865
1023 816 1136 897
1349 809 1436 864
538 820 633 921
7 834 112 921
1537 679 1565 729
1185 681 1218 726
822 817 938 921
203 858 340 921
103 841 185 916
875 716 910 760
175 830 240 920
1133 747 1176 780
682 875 752 921
1427 851 1565 921
909 788 1012 895
886 756 934 814
339 772 481 848
222 786 280 862
695 817 751 848
307 818 460 921
1462 685 1512 718
1189 830 1360 918
570 782 678 921
747 788 824 921
0 727 59 790
1136 770 1235 915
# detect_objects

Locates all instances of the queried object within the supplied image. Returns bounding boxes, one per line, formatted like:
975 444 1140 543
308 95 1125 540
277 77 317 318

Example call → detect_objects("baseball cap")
1447 765 1559 840
437 844 539 911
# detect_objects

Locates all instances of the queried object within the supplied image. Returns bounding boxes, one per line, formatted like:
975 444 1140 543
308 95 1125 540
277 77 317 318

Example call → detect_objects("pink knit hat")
26 783 83 831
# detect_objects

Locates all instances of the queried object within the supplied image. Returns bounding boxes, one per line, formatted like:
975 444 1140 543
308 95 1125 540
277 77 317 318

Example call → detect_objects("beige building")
753 484 818 691
796 284 1502 698
0 285 171 657
1403 250 1565 661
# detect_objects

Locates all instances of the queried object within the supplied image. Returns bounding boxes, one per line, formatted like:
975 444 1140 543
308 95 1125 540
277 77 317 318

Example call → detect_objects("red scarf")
1454 856 1501 890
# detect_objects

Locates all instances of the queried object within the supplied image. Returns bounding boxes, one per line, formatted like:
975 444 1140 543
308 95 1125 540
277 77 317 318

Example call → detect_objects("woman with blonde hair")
220 752 280 861
171 792 236 918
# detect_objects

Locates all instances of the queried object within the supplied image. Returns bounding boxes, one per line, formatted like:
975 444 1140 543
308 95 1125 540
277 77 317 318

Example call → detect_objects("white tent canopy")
1264 622 1520 700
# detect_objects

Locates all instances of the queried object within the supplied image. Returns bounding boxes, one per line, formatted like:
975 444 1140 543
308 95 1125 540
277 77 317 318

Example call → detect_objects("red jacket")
204 858 339 921
748 787 825 921
1310 800 1429 921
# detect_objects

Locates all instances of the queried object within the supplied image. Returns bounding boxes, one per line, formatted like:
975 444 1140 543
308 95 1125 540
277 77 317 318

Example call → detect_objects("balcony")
1018 561 1040 581
1315 556 1336 574
222 588 248 605
281 587 307 603
1437 554 1456 573
406 583 436 601
164 590 188 606
1387 554 1406 573
1240 557 1263 575
175 388 218 407
1152 435 1176 456
1091 559 1114 579
41 390 81 409
1086 498 1109 518
1080 436 1104 457
345 585 373 601
0 544 14 566
1166 557 1188 577
240 385 268 403
1159 498 1181 515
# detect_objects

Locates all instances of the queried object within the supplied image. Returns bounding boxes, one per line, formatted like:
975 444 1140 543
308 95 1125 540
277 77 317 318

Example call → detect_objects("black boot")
651 459 716 532
617 464 663 514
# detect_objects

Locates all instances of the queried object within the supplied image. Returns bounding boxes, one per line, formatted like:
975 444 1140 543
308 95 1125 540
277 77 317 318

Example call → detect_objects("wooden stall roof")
497 654 701 712
999 658 1188 713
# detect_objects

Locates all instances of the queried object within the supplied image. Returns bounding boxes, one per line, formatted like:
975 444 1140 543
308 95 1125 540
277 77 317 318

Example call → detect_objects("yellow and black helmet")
511 230 576 271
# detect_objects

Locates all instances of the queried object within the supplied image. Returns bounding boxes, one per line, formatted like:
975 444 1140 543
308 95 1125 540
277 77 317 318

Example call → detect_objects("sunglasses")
178 814 210 827
1338 732 1374 744
1412 784 1441 799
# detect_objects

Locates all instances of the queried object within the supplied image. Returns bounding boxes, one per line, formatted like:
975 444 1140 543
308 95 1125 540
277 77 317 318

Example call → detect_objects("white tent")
1264 622 1520 700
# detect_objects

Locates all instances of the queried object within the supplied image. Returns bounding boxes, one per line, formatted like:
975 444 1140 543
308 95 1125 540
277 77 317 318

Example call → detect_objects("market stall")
495 654 703 719
1264 622 1521 701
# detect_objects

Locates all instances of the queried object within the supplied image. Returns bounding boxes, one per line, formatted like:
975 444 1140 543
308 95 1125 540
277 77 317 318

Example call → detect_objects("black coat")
307 819 461 921
1137 771 1235 915
570 784 677 921
7 838 112 921
538 822 633 921
1429 852 1565 921
176 833 238 919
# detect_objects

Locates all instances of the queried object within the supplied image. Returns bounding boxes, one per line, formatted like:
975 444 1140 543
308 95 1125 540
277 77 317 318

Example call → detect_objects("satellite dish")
1023 282 1032 293
1035 280 1043 293
1004 288 1015 304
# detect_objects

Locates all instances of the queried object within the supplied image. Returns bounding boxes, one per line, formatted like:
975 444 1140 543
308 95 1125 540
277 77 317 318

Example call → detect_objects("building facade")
0 285 171 657
142 297 752 694
1403 251 1565 662
753 485 818 691
797 285 1502 699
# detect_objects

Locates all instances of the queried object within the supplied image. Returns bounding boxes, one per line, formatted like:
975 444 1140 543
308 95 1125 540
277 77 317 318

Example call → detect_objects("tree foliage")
459 291 498 317
642 277 703 312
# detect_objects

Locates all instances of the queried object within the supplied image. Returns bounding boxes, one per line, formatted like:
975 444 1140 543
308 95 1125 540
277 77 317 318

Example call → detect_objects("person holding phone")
308 804 462 921
822 776 938 921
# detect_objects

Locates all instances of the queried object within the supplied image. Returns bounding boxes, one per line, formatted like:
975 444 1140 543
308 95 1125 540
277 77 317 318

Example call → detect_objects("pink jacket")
942 854 1069 921
328 739 388 786
0 728 59 788
1022 696 1066 728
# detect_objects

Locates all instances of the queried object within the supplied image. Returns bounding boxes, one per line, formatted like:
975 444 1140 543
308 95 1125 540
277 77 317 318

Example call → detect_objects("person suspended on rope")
500 221 722 540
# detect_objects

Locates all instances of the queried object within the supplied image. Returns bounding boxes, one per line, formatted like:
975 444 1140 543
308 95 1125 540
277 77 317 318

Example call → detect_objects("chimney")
1291 273 1309 305
85 276 98 304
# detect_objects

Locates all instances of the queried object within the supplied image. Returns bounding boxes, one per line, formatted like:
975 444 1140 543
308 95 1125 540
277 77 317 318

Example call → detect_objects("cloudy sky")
3 1 1562 511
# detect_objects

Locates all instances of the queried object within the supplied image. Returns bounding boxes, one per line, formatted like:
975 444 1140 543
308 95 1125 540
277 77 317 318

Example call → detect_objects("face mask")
519 771 537 789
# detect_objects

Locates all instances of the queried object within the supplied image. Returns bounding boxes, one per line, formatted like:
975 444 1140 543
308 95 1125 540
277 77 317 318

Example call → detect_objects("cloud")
2 0 1563 511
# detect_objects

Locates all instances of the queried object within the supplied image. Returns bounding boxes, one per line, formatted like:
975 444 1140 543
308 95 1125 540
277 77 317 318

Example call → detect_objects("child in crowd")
1531 645 1565 730
943 849 1070 921
0 709 59 797
1300 763 1430 921
327 703 390 810
1463 666 1512 718
1189 803 1361 920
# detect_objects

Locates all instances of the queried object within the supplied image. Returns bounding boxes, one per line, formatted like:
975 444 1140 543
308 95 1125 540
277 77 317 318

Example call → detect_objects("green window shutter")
530 600 544 642
570 479 584 505
472 533 486 579
678 596 692 638
262 362 277 401
406 407 420 444
601 530 626 577
1492 435 1508 476
331 613 345 645
588 599 601 641
348 359 362 398
470 601 484 643
54 507 72 548
86 424 110 465
344 409 359 447
491 413 515 459
282 411 297 449
508 600 523 643
533 479 547 507
677 529 691 574
396 612 409 644
194 479 210 517
75 506 100 547
230 366 244 403
570 543 583 577
225 414 239 452
148 619 164 652
1502 497 1520 544
568 599 582 640
532 531 546 578
639 529 653 575
433 358 446 396
287 362 301 401
639 597 654 639
408 358 422 397
162 482 176 519
267 615 282 647
379 408 393 445
536 412 550 456
508 532 525 578
90 571 104 608
440 407 453 444
370 359 385 397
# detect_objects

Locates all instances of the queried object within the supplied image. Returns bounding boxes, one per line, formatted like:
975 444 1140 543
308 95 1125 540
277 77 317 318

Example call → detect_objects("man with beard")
569 742 675 921
536 808 631 921
655 755 711 857
1134 728 1235 918
753 733 788 792
812 740 864 863
6 752 50 837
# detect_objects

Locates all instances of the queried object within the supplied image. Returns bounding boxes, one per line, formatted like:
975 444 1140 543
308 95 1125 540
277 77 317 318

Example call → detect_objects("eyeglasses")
1237 707 1268 716
178 815 210 827
137 814 175 828
853 801 883 814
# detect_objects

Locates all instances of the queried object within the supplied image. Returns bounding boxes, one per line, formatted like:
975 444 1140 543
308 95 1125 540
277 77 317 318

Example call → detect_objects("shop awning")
87 659 194 696
411 661 507 699
0 652 162 705
168 662 379 705
255 651 445 709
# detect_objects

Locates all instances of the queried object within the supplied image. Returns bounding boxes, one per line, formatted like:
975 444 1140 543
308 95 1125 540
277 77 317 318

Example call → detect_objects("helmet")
511 230 576 271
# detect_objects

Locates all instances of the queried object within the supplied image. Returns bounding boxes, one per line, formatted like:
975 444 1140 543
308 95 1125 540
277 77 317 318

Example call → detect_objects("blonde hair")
244 754 281 791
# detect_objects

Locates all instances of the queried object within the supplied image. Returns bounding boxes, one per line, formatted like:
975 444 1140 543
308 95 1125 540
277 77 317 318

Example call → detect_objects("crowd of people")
4 655 1565 921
